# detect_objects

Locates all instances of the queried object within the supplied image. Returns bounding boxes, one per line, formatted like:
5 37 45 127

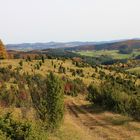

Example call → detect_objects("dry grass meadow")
0 59 140 140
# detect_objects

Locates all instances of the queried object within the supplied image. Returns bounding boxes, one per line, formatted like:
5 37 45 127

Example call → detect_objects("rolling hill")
6 42 96 51
65 39 140 51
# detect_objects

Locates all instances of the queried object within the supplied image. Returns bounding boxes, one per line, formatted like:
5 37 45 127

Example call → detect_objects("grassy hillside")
128 67 140 74
0 58 139 139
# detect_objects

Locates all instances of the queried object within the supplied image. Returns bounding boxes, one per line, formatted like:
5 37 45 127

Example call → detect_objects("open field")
76 50 140 59
128 67 140 74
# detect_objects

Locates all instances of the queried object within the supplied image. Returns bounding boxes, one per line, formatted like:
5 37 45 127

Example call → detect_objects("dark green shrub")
19 60 23 67
28 75 48 121
88 80 140 120
58 65 66 74
129 96 140 120
64 78 86 97
41 56 45 63
0 113 31 140
29 73 64 131
87 84 101 104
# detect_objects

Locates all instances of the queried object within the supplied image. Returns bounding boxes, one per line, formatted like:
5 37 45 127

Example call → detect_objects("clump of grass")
103 116 133 126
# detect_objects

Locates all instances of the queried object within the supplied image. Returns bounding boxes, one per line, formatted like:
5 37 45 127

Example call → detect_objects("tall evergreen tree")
46 72 64 131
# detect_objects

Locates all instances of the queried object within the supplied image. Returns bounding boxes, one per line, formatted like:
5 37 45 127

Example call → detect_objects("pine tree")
46 72 64 131
41 56 45 63
19 60 23 67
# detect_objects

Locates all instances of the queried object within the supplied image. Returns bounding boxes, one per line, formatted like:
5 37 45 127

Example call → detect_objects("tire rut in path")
67 101 130 140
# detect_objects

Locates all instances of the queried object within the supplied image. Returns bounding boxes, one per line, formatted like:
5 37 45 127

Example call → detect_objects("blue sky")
0 0 140 43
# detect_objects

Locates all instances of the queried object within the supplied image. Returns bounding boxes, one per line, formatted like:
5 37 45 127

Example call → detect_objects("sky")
0 0 140 44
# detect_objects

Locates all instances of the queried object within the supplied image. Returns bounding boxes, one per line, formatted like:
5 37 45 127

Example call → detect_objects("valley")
0 39 139 140
1 0 140 139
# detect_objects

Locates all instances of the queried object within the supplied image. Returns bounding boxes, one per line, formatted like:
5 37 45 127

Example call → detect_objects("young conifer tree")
46 72 64 131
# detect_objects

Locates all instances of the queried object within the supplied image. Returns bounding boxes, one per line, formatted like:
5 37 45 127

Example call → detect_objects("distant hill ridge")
6 39 140 51
65 39 140 51
6 42 96 51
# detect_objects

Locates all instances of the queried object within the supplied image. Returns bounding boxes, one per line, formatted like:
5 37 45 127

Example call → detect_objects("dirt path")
65 97 140 140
